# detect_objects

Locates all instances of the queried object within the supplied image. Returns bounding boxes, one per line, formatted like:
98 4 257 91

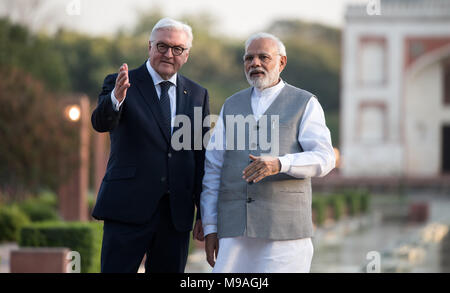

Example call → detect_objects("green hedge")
313 190 371 227
0 205 30 242
312 196 327 226
327 194 346 221
19 221 103 273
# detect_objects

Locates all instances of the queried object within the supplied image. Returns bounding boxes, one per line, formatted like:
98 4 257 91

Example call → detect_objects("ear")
148 41 152 52
279 55 287 73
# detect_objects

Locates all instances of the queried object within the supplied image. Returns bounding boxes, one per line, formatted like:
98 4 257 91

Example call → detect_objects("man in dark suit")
91 17 209 273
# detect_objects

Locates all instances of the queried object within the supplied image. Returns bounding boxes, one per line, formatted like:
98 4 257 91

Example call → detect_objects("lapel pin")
183 90 187 95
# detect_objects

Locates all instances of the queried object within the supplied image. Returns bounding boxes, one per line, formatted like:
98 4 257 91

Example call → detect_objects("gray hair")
149 17 193 48
245 32 287 57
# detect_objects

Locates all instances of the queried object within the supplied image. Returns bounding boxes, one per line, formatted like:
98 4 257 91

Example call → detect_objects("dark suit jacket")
91 62 210 232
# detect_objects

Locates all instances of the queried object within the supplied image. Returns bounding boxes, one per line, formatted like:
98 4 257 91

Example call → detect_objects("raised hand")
114 63 130 102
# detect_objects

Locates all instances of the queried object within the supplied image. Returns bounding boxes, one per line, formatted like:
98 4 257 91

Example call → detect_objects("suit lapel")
175 75 188 117
135 63 171 144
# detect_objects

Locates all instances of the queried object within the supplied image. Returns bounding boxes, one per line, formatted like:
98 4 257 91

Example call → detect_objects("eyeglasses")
243 53 280 64
155 42 188 56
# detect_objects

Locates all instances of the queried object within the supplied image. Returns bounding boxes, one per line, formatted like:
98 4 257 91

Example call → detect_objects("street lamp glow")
66 105 81 122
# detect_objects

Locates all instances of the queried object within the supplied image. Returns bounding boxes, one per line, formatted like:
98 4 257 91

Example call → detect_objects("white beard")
245 67 280 90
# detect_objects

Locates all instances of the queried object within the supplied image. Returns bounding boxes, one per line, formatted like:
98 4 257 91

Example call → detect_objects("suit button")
168 153 172 158
161 177 166 182
247 198 254 203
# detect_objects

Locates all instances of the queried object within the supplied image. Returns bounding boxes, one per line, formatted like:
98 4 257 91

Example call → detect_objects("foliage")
19 221 103 273
0 205 30 242
327 194 346 221
0 66 79 196
17 192 59 222
312 196 327 226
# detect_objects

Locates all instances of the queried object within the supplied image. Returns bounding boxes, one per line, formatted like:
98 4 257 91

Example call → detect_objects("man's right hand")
205 233 219 268
114 63 130 102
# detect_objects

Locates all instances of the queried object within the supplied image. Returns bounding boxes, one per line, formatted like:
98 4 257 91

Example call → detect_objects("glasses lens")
172 47 183 56
157 43 168 53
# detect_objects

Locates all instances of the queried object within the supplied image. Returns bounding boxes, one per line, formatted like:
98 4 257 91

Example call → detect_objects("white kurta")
200 80 335 273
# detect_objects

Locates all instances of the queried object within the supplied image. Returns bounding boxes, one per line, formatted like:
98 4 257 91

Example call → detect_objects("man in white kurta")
200 33 335 273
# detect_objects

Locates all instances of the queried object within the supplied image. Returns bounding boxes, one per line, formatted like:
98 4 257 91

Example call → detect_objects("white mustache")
248 68 267 76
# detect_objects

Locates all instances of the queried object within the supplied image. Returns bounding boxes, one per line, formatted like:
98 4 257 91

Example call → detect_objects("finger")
246 167 266 182
117 84 130 96
115 70 125 83
243 163 264 181
253 172 267 183
249 154 259 161
206 252 215 267
243 160 260 177
117 73 128 86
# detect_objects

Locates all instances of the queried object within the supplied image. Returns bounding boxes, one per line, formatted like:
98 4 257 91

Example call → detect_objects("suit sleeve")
193 89 210 220
91 73 122 132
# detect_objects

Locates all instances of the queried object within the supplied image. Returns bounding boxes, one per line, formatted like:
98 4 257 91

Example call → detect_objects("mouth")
160 60 174 66
249 70 265 77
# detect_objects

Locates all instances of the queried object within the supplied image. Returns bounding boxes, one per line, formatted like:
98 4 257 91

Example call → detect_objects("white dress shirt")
200 80 335 273
201 79 336 236
111 59 178 133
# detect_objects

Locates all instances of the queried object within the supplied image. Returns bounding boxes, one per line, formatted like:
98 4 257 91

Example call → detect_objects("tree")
0 66 78 200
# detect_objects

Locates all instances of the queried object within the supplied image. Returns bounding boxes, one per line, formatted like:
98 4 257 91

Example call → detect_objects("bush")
17 191 59 222
19 221 103 273
360 190 370 213
327 194 346 221
0 205 30 242
34 190 58 209
312 196 327 226
18 200 59 222
344 191 361 216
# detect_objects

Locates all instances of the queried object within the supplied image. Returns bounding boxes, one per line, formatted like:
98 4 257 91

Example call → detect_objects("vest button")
168 153 172 158
247 198 254 203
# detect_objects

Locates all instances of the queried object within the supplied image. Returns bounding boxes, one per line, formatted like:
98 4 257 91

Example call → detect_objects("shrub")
19 221 103 273
0 205 30 242
359 190 371 213
327 194 346 221
312 196 327 226
34 190 58 209
344 191 361 216
18 200 59 222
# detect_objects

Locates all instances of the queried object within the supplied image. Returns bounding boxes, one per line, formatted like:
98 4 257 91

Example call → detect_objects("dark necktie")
159 81 172 137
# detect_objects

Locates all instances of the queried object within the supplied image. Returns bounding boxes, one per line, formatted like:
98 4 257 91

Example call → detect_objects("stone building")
340 0 450 178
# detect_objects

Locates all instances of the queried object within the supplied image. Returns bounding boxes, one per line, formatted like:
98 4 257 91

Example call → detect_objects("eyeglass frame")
152 41 189 56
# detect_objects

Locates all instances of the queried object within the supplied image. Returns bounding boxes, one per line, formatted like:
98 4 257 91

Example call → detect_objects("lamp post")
58 95 90 222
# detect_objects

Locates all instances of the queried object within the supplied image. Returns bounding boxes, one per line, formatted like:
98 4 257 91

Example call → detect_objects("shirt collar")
253 79 285 98
146 59 177 87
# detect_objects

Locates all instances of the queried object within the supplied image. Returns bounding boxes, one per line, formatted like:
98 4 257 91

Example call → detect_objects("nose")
250 56 261 67
163 48 173 58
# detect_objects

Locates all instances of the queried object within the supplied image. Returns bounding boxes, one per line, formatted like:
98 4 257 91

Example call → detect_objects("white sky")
1 0 370 38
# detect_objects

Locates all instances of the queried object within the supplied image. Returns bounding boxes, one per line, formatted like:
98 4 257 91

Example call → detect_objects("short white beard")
245 67 280 90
